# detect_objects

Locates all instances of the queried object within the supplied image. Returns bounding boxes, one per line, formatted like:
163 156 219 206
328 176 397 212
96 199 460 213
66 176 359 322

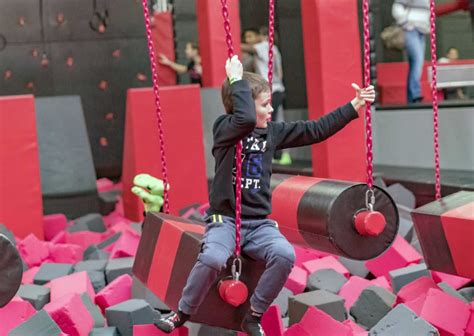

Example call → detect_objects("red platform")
0 95 44 239
122 85 208 221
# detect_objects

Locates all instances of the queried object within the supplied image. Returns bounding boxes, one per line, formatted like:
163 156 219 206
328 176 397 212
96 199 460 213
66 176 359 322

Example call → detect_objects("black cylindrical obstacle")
0 234 23 308
269 174 399 260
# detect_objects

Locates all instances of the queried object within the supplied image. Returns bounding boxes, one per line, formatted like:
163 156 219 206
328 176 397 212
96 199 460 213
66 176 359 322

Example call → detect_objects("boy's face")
255 90 273 128
185 43 197 59
244 31 260 45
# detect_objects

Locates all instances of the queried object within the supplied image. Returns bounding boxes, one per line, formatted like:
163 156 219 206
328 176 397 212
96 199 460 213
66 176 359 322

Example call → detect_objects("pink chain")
430 0 442 200
220 0 242 256
362 0 374 190
267 0 275 91
140 0 170 213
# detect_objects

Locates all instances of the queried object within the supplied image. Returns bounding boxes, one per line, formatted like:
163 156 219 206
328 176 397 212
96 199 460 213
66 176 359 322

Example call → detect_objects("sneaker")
241 310 265 336
154 310 189 334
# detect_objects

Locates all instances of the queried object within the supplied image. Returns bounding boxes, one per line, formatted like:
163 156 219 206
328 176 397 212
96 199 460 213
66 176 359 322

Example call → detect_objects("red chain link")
430 0 442 200
267 0 275 91
140 0 170 213
220 0 242 256
362 0 374 190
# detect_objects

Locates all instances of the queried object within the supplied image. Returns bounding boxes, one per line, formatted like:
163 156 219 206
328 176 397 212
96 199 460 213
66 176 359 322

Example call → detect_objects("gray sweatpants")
178 214 295 315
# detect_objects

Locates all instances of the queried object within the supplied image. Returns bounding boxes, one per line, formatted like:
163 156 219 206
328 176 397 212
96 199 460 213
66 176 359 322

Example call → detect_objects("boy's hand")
350 83 375 111
159 53 171 66
225 55 243 82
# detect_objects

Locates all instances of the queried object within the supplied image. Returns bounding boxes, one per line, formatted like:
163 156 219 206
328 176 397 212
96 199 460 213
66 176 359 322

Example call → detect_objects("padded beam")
0 95 43 239
301 0 365 181
122 85 208 221
152 12 177 86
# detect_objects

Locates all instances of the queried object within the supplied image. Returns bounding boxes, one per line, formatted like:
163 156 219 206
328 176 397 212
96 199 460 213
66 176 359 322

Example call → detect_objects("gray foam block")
84 245 110 261
272 287 293 317
369 304 439 335
33 263 74 285
17 284 51 310
397 204 415 242
132 276 170 311
68 213 106 233
386 183 416 209
105 299 160 336
87 270 107 293
288 290 347 325
350 285 396 329
196 324 237 335
97 232 122 250
459 287 474 302
99 190 120 215
74 259 108 272
0 223 16 245
307 268 348 294
389 263 430 293
105 257 135 283
438 282 469 303
9 309 62 336
130 223 142 234
81 293 105 328
89 327 120 336
339 257 370 278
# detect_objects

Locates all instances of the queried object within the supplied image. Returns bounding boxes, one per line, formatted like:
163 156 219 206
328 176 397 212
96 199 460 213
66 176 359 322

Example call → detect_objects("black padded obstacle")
35 95 99 218
0 234 23 308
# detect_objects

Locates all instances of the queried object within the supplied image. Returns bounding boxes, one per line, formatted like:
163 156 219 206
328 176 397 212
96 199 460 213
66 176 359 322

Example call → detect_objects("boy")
155 56 375 335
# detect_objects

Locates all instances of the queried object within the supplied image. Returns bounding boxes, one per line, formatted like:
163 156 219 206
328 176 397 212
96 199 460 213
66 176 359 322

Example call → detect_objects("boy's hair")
221 72 270 114
187 41 199 51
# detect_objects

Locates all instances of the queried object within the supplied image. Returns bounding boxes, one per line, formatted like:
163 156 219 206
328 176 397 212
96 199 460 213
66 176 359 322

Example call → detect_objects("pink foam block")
65 231 103 249
133 324 188 335
47 271 95 302
284 324 311 336
465 303 474 336
431 271 472 290
197 202 210 216
109 230 140 258
261 305 284 336
284 265 308 295
18 234 50 267
43 214 68 241
103 212 131 228
49 243 83 264
298 306 352 336
115 197 124 216
108 222 136 236
343 320 369 336
97 178 115 192
339 276 372 309
371 276 392 292
44 293 94 336
293 245 327 268
365 235 422 278
50 230 66 244
21 266 40 285
95 274 132 313
0 297 36 335
302 256 350 278
418 288 470 336
396 276 438 305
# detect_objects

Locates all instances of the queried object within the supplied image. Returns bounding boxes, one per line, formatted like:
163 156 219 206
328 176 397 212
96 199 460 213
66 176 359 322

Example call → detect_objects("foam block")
18 234 49 267
34 263 74 285
43 214 68 241
89 327 120 335
132 276 170 311
302 256 350 278
297 306 352 336
389 263 430 293
0 95 44 239
387 183 416 209
396 276 438 304
339 257 370 278
293 245 327 268
0 223 16 245
105 257 135 283
97 178 115 193
84 245 110 260
81 293 105 328
285 265 308 294
109 230 140 258
69 214 106 233
17 284 51 310
99 191 120 216
307 268 348 293
431 271 471 290
418 288 470 336
49 243 83 264
105 299 159 336
86 270 107 293
350 285 396 329
438 282 469 303
44 293 94 336
284 324 311 336
272 287 293 317
365 235 422 278
0 298 36 335
22 266 40 285
65 231 104 249
459 287 474 302
133 324 188 335
289 290 346 325
343 320 368 336
75 259 108 272
8 309 62 336
47 271 95 302
369 304 439 335
466 304 474 336
95 274 133 313
338 276 373 310
262 305 285 336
